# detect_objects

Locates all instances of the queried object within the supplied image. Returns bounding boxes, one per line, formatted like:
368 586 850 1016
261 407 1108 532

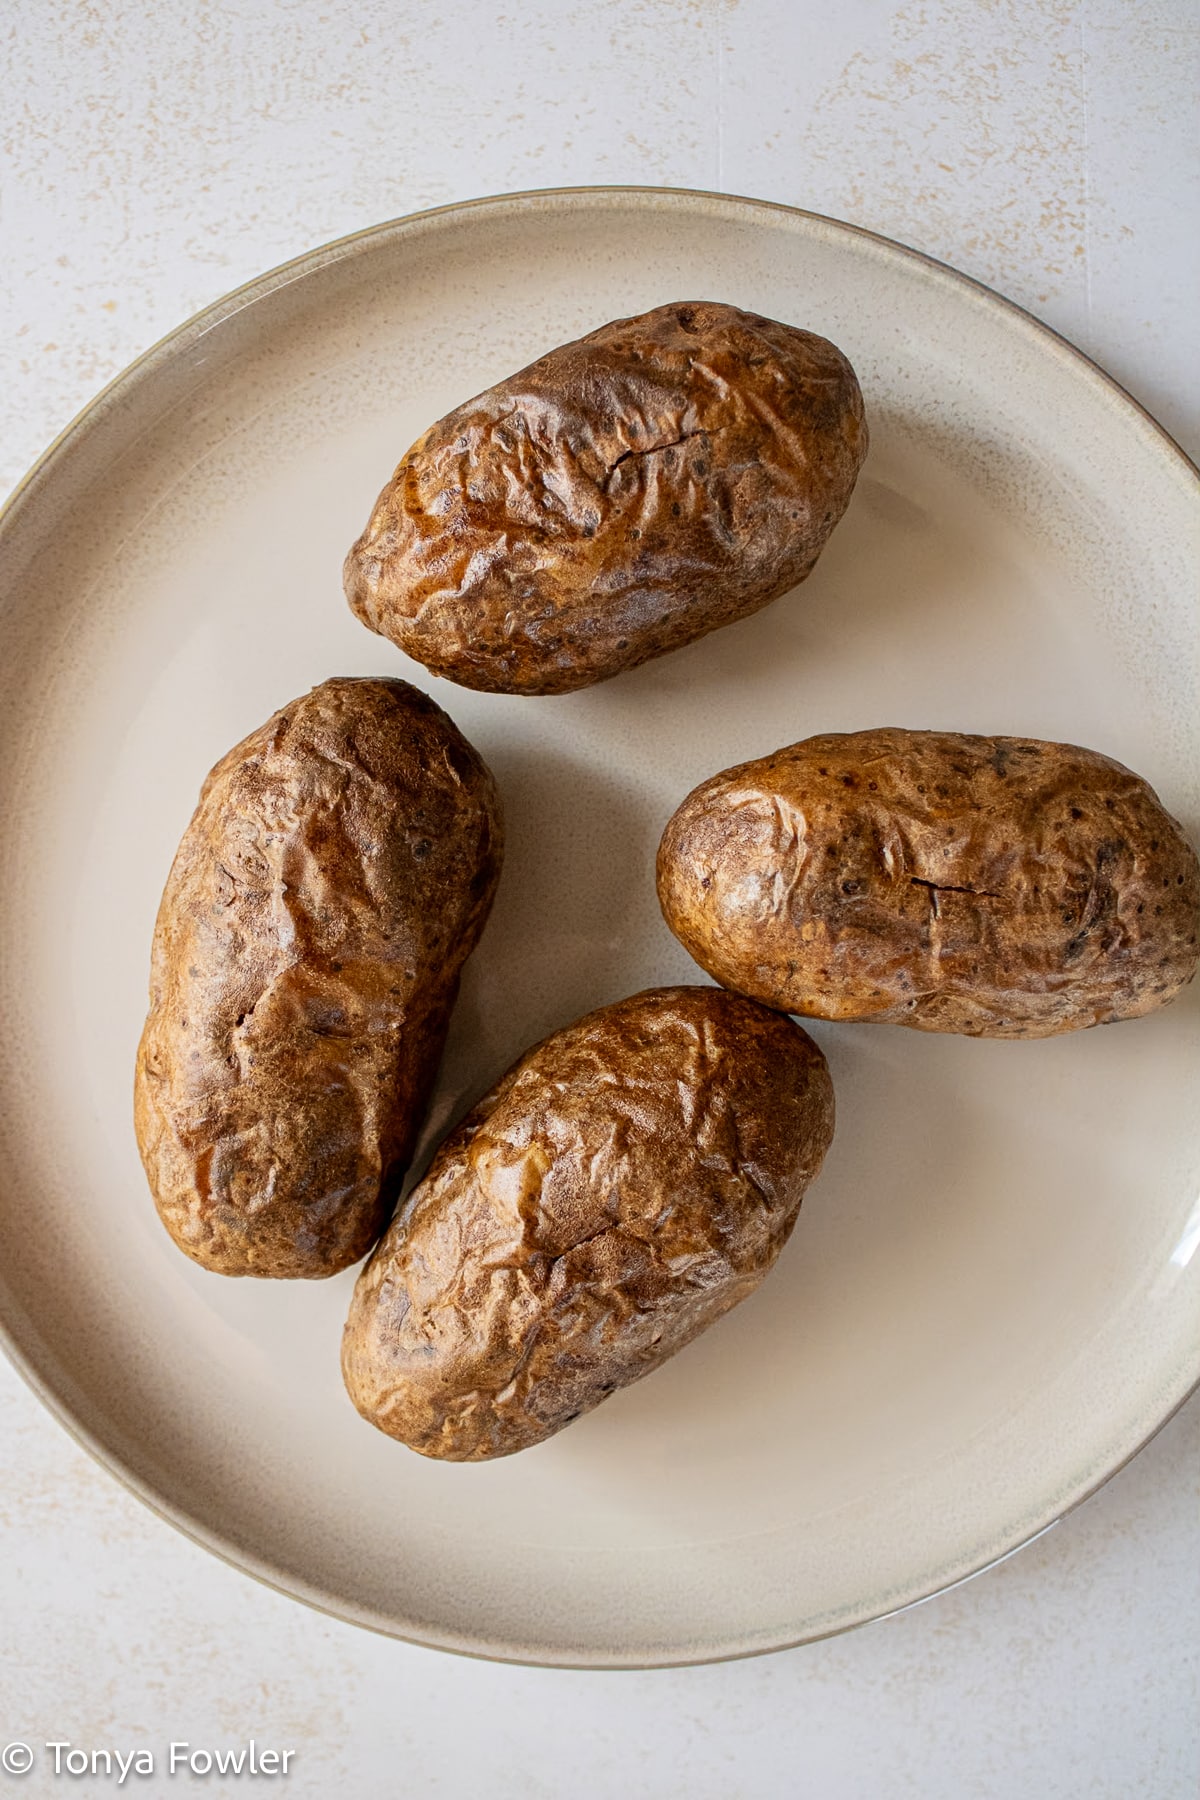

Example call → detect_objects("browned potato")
344 300 867 695
657 729 1200 1038
342 986 834 1459
134 677 503 1277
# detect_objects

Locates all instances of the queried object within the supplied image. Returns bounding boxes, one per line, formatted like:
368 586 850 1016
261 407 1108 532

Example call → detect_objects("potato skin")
342 986 834 1459
344 300 867 696
134 678 503 1277
657 729 1200 1038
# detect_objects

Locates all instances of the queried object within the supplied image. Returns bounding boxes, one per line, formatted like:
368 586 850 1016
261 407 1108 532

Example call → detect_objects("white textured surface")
1 2 1197 1795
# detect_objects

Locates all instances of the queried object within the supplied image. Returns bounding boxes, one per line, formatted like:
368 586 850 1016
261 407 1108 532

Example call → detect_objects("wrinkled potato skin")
344 301 867 695
135 678 503 1277
342 987 834 1459
657 729 1200 1038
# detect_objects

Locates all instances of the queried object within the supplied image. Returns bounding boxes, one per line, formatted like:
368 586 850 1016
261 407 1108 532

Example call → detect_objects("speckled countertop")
1 3 1197 1795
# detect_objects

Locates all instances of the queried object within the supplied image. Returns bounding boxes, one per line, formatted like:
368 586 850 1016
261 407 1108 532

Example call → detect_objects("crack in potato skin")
342 987 835 1459
343 301 867 695
134 677 503 1277
657 729 1200 1038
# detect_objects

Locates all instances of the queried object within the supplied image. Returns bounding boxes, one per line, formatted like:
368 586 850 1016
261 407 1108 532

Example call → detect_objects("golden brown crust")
657 729 1200 1038
134 677 503 1277
341 986 835 1459
343 300 867 695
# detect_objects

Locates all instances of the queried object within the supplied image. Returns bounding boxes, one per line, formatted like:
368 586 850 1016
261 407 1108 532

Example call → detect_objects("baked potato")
657 728 1200 1037
344 300 867 695
134 677 503 1277
342 986 835 1459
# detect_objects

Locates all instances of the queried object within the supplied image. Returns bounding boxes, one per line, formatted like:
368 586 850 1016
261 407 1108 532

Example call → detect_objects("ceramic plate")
1 188 1197 1668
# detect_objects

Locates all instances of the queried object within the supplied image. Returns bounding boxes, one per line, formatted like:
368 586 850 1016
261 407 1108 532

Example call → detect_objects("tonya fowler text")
3 1741 295 1781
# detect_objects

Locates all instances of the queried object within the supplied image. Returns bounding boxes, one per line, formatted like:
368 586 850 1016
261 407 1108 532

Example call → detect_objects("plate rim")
3 183 1196 545
1 183 1198 1669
